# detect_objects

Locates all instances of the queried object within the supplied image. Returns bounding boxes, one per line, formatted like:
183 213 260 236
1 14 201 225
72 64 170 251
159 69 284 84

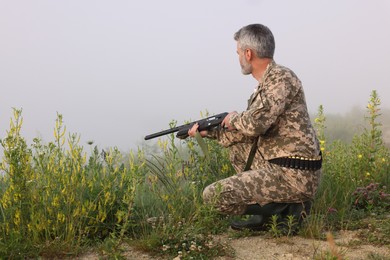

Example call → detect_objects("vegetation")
0 90 389 259
305 91 389 243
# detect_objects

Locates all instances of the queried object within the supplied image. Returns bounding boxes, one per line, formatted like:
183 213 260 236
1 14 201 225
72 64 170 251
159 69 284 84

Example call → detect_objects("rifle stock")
144 112 228 140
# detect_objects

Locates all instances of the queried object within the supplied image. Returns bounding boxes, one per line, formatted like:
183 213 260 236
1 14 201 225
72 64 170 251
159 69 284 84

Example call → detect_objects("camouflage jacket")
208 61 320 167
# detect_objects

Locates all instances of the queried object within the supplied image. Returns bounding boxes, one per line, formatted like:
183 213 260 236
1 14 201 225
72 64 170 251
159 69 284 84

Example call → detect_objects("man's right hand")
221 111 238 130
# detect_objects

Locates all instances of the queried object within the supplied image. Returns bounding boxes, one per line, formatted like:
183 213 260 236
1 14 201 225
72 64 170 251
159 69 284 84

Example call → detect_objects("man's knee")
202 183 246 215
202 184 214 204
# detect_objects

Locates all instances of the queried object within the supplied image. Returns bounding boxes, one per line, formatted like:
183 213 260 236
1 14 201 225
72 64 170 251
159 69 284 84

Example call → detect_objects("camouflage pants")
202 145 322 215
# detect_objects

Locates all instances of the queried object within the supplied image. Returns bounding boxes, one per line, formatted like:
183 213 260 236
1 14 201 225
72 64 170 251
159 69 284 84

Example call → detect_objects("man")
188 24 322 232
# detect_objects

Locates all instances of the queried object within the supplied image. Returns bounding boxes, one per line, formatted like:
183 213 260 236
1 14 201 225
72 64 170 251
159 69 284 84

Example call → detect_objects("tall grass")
0 91 389 258
305 90 390 237
130 120 236 258
0 110 146 258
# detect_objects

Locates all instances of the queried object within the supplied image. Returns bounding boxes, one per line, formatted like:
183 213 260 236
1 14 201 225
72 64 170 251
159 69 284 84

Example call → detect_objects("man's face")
237 43 252 75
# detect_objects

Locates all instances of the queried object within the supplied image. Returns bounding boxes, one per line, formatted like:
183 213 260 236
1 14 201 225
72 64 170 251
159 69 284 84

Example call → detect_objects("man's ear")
245 49 252 61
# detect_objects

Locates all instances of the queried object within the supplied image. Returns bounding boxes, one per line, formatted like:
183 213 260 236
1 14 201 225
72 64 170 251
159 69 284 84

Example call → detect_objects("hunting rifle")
144 112 228 140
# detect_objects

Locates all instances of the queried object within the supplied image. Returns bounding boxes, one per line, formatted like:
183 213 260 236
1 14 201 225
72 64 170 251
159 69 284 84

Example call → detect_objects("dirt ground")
214 230 390 260
80 229 390 260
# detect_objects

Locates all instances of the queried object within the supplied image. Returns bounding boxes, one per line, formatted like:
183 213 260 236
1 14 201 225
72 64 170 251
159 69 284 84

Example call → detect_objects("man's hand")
188 111 237 138
188 123 208 138
221 111 238 130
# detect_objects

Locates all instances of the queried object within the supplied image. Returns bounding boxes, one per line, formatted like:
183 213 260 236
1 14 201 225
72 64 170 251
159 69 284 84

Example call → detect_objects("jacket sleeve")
206 128 255 147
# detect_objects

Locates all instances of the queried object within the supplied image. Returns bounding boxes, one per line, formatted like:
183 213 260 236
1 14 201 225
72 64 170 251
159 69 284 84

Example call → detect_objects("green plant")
352 182 390 211
130 114 235 259
268 215 283 238
0 108 34 257
306 90 390 236
0 110 145 258
0 91 389 258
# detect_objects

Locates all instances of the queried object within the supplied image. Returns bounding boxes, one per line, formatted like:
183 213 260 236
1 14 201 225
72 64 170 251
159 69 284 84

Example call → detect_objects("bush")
0 110 145 258
306 90 390 235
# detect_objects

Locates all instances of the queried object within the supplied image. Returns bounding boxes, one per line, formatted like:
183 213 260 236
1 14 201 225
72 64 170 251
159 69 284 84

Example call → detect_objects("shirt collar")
259 60 276 85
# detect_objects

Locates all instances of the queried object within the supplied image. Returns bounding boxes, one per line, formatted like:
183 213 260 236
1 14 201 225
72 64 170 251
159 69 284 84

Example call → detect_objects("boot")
230 201 312 232
279 201 312 235
230 203 289 231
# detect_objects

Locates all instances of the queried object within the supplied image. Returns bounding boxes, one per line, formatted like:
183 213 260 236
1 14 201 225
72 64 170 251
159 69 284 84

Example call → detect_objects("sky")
1 0 389 151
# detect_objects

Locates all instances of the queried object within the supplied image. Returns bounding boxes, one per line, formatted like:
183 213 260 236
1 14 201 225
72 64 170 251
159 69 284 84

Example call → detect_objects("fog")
1 0 389 151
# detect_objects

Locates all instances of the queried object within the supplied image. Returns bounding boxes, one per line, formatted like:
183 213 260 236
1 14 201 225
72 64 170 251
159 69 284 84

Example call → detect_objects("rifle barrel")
144 126 182 140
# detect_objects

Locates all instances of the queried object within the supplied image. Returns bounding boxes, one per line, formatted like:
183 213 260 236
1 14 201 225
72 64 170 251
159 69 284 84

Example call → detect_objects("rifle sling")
244 137 259 171
195 131 209 158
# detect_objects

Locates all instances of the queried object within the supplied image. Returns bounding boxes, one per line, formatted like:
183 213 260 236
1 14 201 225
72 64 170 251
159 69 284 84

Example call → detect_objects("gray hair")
234 24 275 59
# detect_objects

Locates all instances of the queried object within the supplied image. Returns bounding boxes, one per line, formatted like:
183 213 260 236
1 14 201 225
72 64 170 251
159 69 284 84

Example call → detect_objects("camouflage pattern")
205 61 321 215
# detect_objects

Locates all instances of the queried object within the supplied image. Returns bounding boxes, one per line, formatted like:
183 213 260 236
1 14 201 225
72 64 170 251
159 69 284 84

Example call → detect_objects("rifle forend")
144 112 228 140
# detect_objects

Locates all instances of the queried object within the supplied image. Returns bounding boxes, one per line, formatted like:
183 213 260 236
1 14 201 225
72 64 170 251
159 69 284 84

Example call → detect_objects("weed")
0 110 145 258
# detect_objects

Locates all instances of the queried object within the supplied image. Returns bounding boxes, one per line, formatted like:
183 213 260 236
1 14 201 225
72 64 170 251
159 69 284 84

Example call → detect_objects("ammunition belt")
269 155 322 170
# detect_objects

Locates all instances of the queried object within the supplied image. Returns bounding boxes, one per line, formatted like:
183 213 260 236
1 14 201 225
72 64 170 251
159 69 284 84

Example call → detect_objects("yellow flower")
366 172 370 177
52 196 60 207
221 164 229 173
57 212 66 223
14 209 21 226
162 194 169 202
358 154 363 159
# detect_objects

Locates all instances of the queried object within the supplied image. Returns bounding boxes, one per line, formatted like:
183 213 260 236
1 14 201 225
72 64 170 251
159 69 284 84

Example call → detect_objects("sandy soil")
214 230 390 260
80 230 390 260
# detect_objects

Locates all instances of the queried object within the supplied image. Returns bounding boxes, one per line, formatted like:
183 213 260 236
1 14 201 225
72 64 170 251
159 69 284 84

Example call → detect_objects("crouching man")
187 24 322 232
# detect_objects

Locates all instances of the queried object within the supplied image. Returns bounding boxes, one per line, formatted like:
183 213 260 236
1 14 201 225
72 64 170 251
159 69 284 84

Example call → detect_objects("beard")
240 58 252 75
